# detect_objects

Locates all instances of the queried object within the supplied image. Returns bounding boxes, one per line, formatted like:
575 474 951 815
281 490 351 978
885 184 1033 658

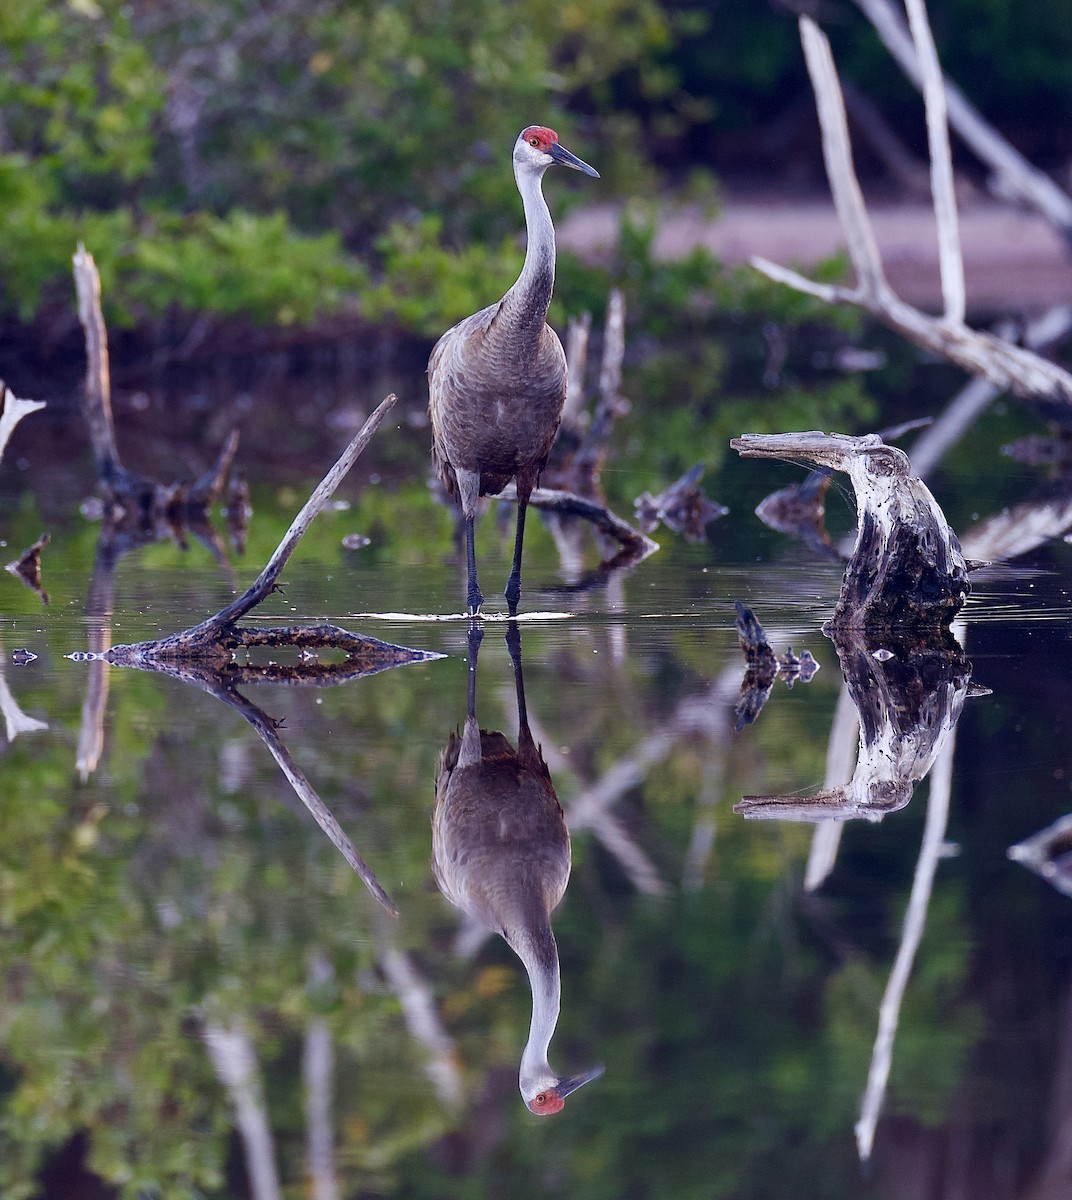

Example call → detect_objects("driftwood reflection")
121 652 429 915
737 626 972 822
432 624 602 1114
1009 815 1072 900
732 601 819 733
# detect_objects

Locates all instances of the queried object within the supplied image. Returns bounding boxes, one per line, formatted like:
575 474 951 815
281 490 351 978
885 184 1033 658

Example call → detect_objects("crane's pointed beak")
555 1063 605 1098
549 142 600 178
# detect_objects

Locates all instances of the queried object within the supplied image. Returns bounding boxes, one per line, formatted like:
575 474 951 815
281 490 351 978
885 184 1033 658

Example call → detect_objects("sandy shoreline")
559 195 1072 317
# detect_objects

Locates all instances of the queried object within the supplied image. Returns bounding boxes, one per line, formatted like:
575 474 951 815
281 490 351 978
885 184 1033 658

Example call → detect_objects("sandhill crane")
428 126 599 615
432 624 603 1113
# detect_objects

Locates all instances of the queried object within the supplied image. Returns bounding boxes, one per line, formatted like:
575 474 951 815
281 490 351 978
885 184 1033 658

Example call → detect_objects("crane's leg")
466 621 484 720
456 468 483 616
504 485 530 616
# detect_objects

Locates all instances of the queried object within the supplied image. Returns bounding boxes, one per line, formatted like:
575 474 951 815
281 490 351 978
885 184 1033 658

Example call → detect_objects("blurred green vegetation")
2 0 1070 337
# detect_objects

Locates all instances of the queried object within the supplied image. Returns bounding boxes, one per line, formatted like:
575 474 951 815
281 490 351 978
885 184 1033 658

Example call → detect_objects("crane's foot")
466 581 484 617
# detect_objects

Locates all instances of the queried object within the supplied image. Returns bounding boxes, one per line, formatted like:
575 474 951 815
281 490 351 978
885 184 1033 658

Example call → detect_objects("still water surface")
2 398 1072 1199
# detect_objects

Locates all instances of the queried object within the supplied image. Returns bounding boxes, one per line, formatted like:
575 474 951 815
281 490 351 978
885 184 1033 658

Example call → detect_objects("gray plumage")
431 626 602 1114
428 125 599 614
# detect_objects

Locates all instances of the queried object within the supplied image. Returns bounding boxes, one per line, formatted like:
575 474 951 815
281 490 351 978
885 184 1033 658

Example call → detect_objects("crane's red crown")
521 126 559 154
526 1088 566 1115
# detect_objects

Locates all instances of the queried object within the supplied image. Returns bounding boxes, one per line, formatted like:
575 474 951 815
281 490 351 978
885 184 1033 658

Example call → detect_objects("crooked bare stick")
72 244 122 480
224 685 400 917
903 0 964 323
852 0 1072 244
500 482 659 564
180 394 397 644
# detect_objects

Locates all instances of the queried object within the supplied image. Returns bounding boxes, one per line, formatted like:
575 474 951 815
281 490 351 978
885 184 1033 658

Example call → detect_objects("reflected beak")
549 142 600 178
556 1063 605 1098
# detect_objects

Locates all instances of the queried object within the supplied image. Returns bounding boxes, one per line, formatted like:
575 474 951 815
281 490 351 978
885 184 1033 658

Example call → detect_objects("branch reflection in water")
432 623 603 1114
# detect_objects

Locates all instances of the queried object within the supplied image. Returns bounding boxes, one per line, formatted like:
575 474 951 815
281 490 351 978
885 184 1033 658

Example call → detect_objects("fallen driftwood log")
733 430 971 629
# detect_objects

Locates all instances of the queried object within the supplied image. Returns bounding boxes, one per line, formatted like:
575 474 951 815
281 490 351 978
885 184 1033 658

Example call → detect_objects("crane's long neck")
501 165 556 336
510 917 561 1089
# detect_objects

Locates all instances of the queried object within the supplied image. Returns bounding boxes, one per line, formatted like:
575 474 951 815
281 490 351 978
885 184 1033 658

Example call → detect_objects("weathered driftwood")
752 17 1072 407
74 244 243 543
733 430 970 629
635 464 728 544
735 624 972 822
104 395 411 665
5 533 51 604
0 381 46 467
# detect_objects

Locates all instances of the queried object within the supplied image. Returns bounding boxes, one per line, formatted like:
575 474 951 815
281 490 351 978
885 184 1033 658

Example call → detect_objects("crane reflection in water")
432 623 603 1114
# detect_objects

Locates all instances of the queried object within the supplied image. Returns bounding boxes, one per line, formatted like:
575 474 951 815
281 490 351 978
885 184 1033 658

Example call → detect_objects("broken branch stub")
732 431 969 629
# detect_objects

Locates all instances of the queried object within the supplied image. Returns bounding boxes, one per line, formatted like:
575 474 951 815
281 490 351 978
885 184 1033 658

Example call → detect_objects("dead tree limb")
0 382 46 467
851 0 1072 244
499 482 659 567
73 243 122 483
752 17 1072 406
106 395 401 664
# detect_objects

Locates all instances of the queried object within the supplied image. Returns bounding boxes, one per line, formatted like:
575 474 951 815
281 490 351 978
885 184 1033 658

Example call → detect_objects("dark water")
2 379 1072 1200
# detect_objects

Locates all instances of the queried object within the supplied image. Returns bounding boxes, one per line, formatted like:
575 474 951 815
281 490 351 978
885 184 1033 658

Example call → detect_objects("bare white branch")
852 0 1072 242
800 17 890 302
903 0 965 322
855 707 958 1161
757 17 1072 407
202 1018 282 1200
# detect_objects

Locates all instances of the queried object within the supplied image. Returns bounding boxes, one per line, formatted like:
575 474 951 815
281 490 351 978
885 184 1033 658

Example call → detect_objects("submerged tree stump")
732 430 970 629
